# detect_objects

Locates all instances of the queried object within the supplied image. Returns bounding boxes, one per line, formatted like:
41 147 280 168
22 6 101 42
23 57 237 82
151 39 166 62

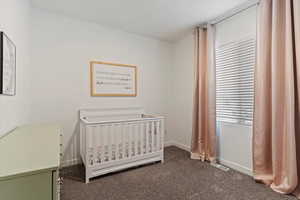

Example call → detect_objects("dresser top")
0 124 61 180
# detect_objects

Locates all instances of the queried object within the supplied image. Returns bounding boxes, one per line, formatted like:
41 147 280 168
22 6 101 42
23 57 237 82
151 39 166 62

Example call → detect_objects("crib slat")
93 126 97 163
98 125 102 163
122 124 125 159
134 124 138 156
110 124 114 160
126 124 129 158
118 124 121 159
103 125 107 162
111 124 115 161
131 124 135 157
112 124 115 160
107 124 112 161
92 126 98 163
132 124 135 157
115 124 121 160
115 124 119 161
156 121 160 151
128 123 132 158
151 121 155 152
140 123 144 155
115 124 118 160
145 122 149 153
137 123 141 155
94 126 98 163
132 123 135 157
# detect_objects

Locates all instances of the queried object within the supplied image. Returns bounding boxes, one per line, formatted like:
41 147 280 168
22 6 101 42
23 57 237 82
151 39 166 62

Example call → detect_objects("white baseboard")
164 141 174 147
61 158 82 168
164 141 191 152
219 158 253 176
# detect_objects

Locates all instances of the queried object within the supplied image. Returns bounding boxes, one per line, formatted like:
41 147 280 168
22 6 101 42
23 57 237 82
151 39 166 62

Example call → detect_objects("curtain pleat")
191 25 216 162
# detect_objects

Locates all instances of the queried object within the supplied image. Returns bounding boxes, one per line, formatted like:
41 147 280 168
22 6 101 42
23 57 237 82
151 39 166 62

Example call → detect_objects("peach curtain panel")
191 25 217 162
253 0 300 197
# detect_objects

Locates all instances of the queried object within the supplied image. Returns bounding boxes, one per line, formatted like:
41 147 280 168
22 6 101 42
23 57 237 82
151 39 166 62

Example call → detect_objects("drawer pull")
57 177 64 185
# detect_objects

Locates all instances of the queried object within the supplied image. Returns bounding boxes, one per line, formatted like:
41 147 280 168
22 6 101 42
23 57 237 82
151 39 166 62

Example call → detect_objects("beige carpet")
60 146 297 200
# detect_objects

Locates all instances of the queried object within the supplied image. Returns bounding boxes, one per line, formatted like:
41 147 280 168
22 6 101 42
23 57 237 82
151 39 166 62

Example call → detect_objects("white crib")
79 107 164 183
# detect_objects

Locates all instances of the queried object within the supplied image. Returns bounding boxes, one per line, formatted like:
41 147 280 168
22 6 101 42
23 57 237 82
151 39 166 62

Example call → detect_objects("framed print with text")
90 61 137 97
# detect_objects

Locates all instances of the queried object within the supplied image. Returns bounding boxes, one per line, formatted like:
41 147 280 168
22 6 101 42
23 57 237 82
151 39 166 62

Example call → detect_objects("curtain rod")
198 0 259 28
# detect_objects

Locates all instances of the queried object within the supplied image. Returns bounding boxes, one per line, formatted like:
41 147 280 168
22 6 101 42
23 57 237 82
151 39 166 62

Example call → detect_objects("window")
216 37 255 125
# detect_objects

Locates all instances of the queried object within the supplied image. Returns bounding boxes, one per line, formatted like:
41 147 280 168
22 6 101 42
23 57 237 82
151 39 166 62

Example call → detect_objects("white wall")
0 0 31 137
169 7 257 175
168 32 194 150
29 8 172 166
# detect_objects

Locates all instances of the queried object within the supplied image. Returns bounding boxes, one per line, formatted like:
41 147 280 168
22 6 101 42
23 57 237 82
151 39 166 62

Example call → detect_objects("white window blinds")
216 37 255 124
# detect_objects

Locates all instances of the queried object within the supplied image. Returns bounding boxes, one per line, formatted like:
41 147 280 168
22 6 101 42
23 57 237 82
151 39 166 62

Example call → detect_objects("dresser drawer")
52 170 61 200
0 171 52 200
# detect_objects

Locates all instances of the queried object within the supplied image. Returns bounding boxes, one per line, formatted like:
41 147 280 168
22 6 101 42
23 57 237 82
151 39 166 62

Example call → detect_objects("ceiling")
31 0 249 42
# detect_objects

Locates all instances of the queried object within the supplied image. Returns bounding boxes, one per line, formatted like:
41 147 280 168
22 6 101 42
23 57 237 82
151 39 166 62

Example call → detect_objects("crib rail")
80 118 164 168
80 115 163 125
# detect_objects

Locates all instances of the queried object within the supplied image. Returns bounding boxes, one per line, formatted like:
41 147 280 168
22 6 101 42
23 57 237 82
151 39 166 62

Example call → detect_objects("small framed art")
0 32 16 96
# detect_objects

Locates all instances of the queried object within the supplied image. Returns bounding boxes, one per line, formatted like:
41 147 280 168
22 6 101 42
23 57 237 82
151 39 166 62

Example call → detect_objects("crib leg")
85 177 89 184
85 169 90 184
161 154 164 164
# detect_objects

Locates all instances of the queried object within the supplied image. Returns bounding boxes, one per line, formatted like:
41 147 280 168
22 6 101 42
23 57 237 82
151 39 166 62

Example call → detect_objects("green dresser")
0 124 61 200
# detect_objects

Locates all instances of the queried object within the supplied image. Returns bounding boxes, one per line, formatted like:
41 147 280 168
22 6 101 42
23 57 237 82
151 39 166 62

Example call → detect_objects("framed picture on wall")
0 32 16 96
90 61 137 97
